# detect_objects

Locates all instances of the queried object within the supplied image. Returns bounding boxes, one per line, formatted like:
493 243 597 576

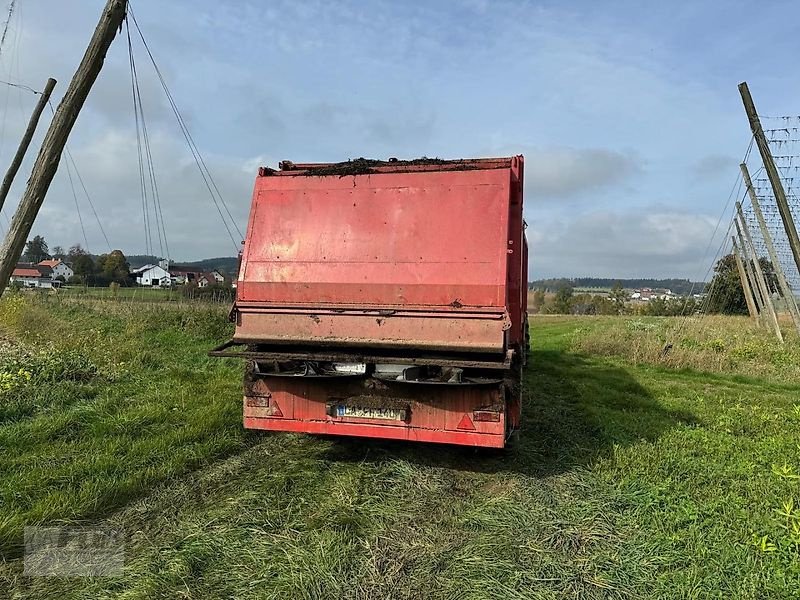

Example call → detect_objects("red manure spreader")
211 156 528 448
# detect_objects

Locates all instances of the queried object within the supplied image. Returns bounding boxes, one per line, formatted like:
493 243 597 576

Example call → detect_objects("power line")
65 146 112 252
0 78 38 94
42 100 113 253
674 139 753 329
126 20 153 256
125 19 168 259
127 8 243 251
0 0 16 59
62 149 90 253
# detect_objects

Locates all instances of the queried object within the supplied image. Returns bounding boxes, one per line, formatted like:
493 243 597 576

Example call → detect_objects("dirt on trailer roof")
292 157 478 177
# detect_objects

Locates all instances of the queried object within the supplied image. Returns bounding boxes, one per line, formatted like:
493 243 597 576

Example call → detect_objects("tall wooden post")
740 162 800 333
735 217 764 316
732 236 758 320
0 0 127 296
739 81 800 276
737 206 783 342
0 78 56 213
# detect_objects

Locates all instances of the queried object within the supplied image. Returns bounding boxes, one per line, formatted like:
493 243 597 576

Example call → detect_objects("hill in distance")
529 277 706 296
126 255 238 274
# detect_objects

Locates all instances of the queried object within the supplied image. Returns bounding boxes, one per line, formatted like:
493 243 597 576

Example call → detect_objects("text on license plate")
336 405 405 420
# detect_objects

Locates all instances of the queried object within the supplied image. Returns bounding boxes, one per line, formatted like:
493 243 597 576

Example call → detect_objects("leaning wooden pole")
0 0 127 296
737 206 783 342
739 81 800 277
740 162 800 333
735 217 764 315
0 78 56 213
732 236 758 321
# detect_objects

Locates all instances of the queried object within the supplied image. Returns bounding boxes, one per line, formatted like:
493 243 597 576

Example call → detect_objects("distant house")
170 266 227 287
169 267 198 285
131 264 171 287
197 270 227 288
631 287 677 302
38 259 73 281
10 263 55 289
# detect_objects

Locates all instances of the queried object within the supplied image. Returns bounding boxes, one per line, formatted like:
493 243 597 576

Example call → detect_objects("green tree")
758 257 779 296
68 245 95 282
705 254 748 315
23 235 49 263
96 250 130 283
531 288 546 314
610 280 627 315
553 285 574 314
51 245 66 259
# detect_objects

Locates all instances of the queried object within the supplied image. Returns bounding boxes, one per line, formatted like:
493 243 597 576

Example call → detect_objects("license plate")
335 405 405 420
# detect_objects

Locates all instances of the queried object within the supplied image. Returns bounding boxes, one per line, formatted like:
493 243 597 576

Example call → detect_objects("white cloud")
529 208 718 279
22 127 252 260
523 147 639 199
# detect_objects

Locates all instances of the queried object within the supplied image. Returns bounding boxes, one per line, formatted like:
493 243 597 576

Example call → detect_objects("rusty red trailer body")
212 156 528 448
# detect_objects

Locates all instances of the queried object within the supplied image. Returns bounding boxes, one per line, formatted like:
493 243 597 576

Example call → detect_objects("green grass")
49 286 186 302
572 313 800 383
0 302 798 598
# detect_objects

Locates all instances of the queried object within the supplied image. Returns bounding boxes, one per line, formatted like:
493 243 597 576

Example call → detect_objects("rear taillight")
473 409 501 422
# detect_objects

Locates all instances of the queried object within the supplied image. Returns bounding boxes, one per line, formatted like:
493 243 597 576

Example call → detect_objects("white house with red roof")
10 263 55 288
38 259 73 281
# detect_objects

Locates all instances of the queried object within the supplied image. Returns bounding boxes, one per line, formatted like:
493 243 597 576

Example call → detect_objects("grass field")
52 285 230 303
0 297 798 598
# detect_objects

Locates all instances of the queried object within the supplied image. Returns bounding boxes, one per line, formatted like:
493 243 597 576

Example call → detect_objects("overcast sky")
0 0 798 279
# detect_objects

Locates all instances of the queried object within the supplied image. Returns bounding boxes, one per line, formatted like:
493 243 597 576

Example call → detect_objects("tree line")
528 277 705 296
530 281 701 316
531 254 784 316
23 235 132 286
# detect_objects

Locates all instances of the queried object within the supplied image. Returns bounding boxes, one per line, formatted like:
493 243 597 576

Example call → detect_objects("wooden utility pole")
739 81 800 277
737 206 783 342
0 78 56 213
732 236 758 320
740 162 800 333
735 217 764 314
0 0 127 295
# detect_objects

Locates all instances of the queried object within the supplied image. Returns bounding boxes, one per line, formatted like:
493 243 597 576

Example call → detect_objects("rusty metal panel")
242 376 506 448
238 168 512 308
234 157 526 354
233 309 508 352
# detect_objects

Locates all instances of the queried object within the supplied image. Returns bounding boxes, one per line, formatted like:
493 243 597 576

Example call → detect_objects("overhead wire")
131 44 169 260
671 139 754 343
125 19 154 256
0 0 15 58
127 7 243 251
64 146 112 251
42 100 112 253
62 148 90 253
125 19 168 259
0 0 17 231
0 78 37 94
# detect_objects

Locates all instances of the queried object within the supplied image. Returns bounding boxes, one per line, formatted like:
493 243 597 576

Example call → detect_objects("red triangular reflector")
270 400 283 417
457 414 475 430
